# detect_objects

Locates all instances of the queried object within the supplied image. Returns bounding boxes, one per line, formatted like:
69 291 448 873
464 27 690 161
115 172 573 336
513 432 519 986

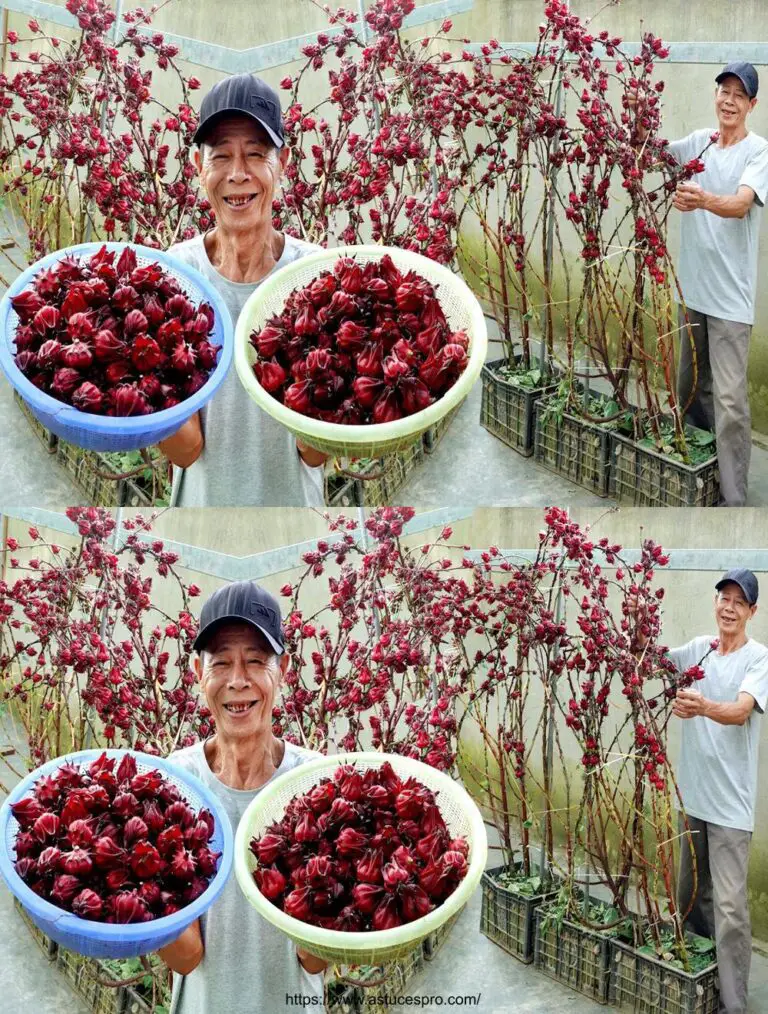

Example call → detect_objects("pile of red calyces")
250 761 469 931
250 255 470 424
10 246 220 416
11 752 220 923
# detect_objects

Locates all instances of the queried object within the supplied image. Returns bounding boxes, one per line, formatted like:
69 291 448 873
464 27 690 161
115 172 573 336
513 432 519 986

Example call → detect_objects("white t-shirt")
668 635 768 831
667 129 768 324
166 233 325 507
167 739 324 1014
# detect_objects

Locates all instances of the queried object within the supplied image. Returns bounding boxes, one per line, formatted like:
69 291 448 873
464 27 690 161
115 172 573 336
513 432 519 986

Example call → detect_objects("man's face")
195 622 286 741
194 116 288 235
713 582 757 638
714 76 757 130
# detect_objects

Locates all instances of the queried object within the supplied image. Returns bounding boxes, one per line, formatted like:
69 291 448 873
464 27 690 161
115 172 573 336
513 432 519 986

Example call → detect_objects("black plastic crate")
13 896 57 961
480 865 559 964
57 948 125 1014
534 905 612 1004
423 405 460 454
13 390 57 453
480 358 557 457
534 399 612 497
334 941 426 1014
609 938 719 1014
350 440 426 507
423 909 461 961
609 432 719 506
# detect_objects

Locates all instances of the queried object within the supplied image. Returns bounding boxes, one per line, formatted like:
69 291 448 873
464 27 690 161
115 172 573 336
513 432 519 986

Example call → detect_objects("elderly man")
159 74 326 507
158 581 326 1014
634 63 768 505
635 568 768 1014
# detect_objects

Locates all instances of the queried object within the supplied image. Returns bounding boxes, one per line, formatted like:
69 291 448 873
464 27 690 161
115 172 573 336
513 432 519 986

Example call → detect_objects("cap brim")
715 577 756 604
715 71 756 98
192 108 284 148
193 615 284 655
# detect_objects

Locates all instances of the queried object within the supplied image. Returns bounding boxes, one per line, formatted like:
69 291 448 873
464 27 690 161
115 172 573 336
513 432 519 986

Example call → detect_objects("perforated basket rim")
234 751 488 955
0 749 234 943
0 242 234 438
234 245 488 447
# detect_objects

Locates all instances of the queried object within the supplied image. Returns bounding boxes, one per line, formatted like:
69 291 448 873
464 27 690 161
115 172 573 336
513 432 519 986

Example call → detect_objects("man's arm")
674 183 756 220
158 413 204 468
673 689 756 726
157 920 204 975
296 947 328 974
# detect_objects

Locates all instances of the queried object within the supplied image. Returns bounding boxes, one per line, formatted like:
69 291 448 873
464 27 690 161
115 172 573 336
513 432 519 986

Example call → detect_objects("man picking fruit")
632 569 768 1014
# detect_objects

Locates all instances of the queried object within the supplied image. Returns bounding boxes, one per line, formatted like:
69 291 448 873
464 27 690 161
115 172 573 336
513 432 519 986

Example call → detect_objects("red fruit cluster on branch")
250 761 468 930
1 507 210 763
11 752 220 922
250 256 468 424
11 246 220 415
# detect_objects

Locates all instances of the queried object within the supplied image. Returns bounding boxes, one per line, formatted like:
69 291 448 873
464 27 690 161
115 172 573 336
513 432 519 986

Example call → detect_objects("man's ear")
194 147 204 177
278 652 289 681
194 654 203 682
750 603 758 620
749 98 758 114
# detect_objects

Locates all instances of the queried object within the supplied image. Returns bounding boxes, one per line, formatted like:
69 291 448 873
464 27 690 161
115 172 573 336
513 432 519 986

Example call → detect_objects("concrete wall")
4 506 768 934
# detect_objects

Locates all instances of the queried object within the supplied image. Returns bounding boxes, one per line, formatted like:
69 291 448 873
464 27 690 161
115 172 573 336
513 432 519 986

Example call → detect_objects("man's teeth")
225 195 255 206
224 701 257 713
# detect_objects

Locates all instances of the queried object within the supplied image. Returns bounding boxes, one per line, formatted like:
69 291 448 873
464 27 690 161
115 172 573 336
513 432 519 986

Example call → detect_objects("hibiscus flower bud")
105 360 134 385
62 341 94 370
356 343 384 378
333 258 365 294
372 894 402 930
138 375 164 404
283 886 313 921
31 305 61 335
351 882 385 914
129 841 164 878
294 304 319 337
356 848 384 884
284 380 313 414
93 835 124 869
111 385 151 417
66 819 95 848
51 368 82 398
400 883 434 921
72 888 103 920
10 289 45 323
10 797 45 828
255 358 287 393
37 846 63 874
51 874 82 906
37 339 64 369
372 388 403 423
157 824 184 856
255 865 288 899
33 813 61 842
61 847 93 877
111 890 150 924
336 320 368 351
169 847 197 880
130 335 166 372
14 857 39 880
170 341 196 373
195 847 220 877
93 329 125 362
336 827 368 858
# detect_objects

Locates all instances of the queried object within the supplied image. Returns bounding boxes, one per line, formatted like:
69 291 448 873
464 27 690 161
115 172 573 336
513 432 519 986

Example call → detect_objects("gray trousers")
677 307 752 506
677 815 752 1014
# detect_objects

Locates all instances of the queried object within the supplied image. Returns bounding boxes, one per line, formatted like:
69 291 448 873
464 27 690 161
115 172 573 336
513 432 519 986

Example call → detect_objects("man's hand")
296 946 328 975
672 688 707 719
673 181 708 213
296 440 329 468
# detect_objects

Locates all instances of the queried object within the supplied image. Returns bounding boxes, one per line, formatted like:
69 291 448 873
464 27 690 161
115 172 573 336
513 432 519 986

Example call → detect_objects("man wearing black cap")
636 568 768 1013
159 74 326 507
633 63 768 505
157 580 326 1014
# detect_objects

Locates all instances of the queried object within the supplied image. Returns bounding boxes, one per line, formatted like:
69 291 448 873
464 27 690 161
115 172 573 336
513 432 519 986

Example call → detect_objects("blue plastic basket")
0 749 234 958
0 243 233 452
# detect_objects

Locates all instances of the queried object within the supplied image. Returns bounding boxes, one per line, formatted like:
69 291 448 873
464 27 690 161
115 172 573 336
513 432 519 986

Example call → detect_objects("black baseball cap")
194 580 285 655
193 73 285 148
715 568 759 606
715 62 759 99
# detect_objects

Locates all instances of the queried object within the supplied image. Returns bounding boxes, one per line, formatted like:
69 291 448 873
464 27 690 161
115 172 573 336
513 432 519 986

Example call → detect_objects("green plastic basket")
234 246 487 458
234 752 488 966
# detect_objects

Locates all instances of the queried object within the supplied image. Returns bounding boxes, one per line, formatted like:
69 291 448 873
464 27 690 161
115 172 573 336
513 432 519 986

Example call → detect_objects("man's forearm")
701 697 751 726
157 921 204 975
702 191 751 219
158 414 204 468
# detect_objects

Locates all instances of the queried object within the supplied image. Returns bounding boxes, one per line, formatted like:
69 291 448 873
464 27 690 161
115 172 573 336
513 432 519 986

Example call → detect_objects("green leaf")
522 818 533 828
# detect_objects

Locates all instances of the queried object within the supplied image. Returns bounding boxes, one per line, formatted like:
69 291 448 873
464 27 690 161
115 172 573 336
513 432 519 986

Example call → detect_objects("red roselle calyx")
250 255 469 425
11 752 219 923
11 247 220 417
249 762 465 931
